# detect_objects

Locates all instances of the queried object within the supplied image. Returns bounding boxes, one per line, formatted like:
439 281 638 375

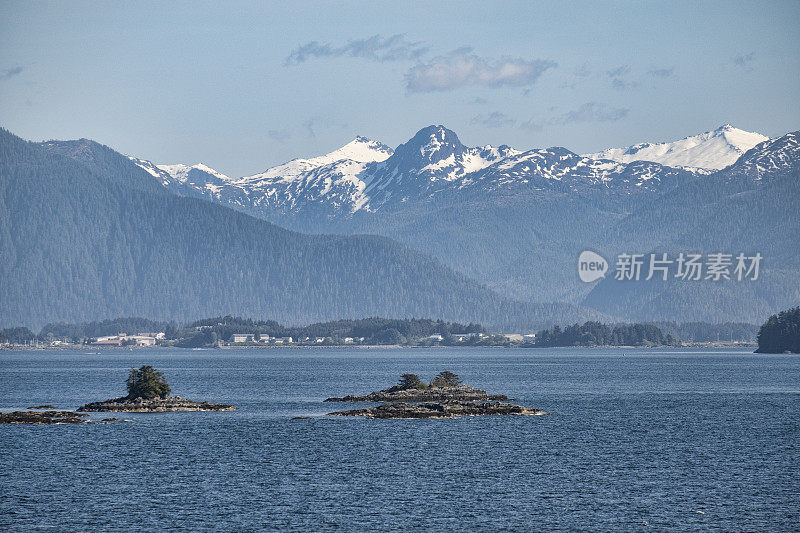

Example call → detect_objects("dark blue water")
1 347 798 531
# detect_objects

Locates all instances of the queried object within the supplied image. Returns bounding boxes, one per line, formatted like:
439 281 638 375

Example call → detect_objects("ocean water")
0 347 798 531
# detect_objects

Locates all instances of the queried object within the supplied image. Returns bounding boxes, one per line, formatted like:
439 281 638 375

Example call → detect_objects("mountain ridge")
584 124 769 170
3 127 606 330
25 124 800 323
126 124 721 220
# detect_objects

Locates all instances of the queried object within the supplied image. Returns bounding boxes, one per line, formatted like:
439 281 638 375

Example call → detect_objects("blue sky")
1 1 798 176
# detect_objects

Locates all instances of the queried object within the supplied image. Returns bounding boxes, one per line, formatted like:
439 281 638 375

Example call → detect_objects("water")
1 347 798 531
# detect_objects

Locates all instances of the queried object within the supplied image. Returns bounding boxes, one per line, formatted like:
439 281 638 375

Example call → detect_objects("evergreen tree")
431 371 461 388
126 366 171 399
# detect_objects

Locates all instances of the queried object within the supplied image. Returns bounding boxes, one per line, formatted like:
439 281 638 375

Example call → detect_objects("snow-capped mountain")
726 131 799 181
35 125 800 323
585 124 769 170
129 136 394 215
362 125 522 207
235 136 392 187
224 136 394 215
127 157 232 199
125 124 792 226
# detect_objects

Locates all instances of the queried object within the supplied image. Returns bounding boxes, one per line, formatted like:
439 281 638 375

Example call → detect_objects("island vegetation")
126 365 171 400
755 307 800 353
325 371 544 419
79 365 235 412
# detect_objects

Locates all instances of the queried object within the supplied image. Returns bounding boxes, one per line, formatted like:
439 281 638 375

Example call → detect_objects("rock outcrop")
325 385 509 403
328 400 547 419
0 410 89 424
78 396 236 412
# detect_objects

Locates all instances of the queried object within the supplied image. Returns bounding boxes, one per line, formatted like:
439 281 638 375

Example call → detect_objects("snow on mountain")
585 124 769 170
128 158 230 185
235 136 393 187
159 163 231 183
362 125 522 206
725 130 799 181
218 137 394 215
448 146 697 200
127 157 232 200
127 137 392 211
127 156 171 183
125 125 794 223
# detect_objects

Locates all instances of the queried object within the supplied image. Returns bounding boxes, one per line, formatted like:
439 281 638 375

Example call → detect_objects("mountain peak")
393 125 466 167
328 136 393 163
412 124 462 146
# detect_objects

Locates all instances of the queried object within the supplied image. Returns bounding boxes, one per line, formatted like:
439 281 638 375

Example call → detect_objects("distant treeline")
175 316 485 347
0 315 763 348
0 317 171 344
533 321 677 347
0 316 484 347
41 318 171 341
755 307 800 354
650 321 757 343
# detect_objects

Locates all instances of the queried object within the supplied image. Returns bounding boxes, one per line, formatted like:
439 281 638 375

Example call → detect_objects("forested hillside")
755 307 800 353
0 128 602 330
118 125 800 323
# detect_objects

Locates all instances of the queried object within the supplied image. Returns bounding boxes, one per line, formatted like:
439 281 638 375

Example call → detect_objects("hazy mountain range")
122 124 799 323
0 127 603 330
1 124 797 329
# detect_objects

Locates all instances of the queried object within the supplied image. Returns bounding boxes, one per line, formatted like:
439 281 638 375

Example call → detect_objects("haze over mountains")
2 124 797 329
121 124 800 323
0 127 604 330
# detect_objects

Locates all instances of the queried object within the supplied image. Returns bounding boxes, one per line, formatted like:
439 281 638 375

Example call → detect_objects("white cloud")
405 48 556 92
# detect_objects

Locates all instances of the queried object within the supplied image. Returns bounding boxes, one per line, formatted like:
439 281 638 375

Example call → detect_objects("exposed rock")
0 410 89 424
328 400 548 419
78 395 236 412
27 404 58 410
325 385 510 403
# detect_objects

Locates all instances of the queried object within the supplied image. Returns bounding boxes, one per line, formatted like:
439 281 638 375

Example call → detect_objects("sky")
1 0 799 177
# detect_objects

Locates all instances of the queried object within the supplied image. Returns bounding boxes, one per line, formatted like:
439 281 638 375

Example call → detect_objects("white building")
231 333 254 343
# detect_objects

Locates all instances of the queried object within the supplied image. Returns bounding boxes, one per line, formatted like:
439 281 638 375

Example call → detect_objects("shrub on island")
126 365 171 399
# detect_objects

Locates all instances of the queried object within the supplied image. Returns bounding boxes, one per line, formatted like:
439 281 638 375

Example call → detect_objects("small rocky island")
78 365 235 413
326 371 546 419
0 410 90 424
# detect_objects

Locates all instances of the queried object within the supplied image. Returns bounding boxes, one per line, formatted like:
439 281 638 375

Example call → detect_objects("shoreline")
1 342 757 352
